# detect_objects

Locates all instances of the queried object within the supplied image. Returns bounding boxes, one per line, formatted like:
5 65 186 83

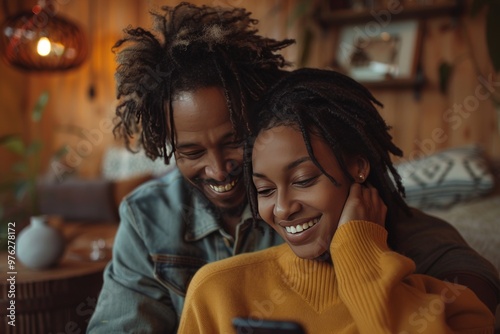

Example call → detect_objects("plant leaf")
53 145 69 160
12 162 28 174
486 2 500 72
438 61 454 94
0 135 25 155
14 181 30 201
25 140 42 156
287 0 309 28
32 91 49 122
0 181 17 192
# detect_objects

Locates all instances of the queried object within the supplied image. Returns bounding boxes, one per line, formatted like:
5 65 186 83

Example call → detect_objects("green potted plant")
0 92 66 249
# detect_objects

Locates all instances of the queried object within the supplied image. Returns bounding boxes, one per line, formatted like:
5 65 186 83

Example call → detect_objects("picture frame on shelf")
335 19 422 86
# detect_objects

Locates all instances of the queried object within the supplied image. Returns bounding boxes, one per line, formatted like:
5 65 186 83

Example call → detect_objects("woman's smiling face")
252 125 358 259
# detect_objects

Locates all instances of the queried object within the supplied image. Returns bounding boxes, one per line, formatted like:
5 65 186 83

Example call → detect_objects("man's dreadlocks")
112 2 294 163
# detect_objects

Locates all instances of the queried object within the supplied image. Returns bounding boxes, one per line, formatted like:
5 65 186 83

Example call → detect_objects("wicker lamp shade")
1 3 87 72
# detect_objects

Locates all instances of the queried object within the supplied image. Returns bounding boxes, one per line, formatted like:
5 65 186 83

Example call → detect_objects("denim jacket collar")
184 190 219 241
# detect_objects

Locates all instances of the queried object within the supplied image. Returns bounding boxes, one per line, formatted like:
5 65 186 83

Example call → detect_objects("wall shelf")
315 1 463 27
362 78 422 89
317 1 464 91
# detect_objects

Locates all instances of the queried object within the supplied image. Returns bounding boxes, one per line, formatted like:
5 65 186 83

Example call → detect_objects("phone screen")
232 317 306 334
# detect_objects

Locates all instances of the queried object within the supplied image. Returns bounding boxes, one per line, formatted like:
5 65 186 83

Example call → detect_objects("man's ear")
348 155 370 183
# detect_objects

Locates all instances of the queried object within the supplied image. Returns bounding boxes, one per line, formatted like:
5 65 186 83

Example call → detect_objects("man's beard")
187 181 247 219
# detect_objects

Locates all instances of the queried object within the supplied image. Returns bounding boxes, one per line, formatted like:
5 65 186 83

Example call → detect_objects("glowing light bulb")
37 37 51 56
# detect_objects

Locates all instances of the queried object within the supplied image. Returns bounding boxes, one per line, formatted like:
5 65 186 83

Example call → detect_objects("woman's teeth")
209 180 237 193
285 218 319 234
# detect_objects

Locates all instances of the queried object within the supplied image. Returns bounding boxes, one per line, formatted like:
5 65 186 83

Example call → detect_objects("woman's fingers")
339 183 387 228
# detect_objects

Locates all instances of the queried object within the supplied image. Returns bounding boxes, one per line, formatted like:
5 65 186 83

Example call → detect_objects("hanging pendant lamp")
0 0 87 72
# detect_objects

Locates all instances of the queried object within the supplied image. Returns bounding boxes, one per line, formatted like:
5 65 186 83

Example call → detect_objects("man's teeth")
285 218 319 234
209 180 237 193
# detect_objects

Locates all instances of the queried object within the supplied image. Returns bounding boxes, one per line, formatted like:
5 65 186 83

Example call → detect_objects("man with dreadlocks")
178 68 495 333
88 3 499 332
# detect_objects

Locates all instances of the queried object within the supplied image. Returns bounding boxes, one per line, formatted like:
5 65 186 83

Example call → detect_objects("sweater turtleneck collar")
275 244 341 313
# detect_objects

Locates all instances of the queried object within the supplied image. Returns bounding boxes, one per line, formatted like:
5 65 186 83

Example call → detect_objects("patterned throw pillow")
102 146 175 180
395 145 494 210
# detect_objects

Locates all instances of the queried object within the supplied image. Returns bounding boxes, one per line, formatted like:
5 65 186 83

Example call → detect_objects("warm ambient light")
0 1 87 72
37 37 51 56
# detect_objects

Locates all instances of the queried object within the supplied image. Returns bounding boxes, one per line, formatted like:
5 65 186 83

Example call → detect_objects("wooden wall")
377 11 500 165
304 1 500 165
0 0 498 181
0 0 299 180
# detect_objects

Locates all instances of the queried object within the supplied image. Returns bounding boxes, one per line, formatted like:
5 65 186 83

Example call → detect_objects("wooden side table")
0 223 117 334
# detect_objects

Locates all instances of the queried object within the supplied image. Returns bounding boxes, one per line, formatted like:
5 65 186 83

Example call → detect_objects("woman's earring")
358 174 365 182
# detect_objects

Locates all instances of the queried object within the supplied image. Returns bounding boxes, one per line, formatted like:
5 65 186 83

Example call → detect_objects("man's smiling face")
172 86 246 211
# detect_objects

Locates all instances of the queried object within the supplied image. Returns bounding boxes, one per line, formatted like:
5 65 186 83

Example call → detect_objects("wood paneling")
307 2 500 162
1 0 498 182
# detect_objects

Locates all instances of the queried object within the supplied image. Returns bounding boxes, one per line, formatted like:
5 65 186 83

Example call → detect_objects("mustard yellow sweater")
178 221 494 333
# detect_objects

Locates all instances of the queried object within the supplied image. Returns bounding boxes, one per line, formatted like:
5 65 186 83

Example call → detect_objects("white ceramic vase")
17 215 65 270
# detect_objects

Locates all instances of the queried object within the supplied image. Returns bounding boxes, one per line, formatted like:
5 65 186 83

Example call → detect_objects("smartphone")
232 317 306 334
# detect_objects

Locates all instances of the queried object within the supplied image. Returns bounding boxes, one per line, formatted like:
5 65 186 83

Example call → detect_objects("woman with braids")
88 3 499 333
178 68 495 333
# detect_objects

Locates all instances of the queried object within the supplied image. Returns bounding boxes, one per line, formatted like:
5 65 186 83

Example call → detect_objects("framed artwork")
335 20 422 84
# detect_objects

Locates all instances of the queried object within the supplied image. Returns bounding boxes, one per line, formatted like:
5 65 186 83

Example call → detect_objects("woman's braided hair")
112 2 294 163
245 68 410 230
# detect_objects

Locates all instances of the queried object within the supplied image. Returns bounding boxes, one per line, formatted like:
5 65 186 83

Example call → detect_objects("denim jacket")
88 169 500 333
87 169 284 333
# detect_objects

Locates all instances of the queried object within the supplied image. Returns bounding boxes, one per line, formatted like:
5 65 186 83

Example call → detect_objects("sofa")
37 147 174 222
